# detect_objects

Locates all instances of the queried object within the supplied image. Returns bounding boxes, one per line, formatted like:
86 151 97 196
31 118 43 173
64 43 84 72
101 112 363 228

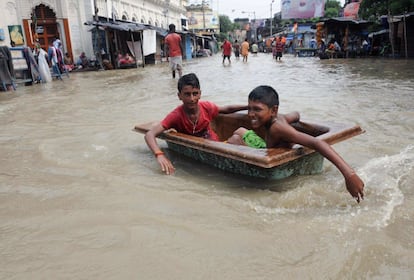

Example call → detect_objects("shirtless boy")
227 85 365 202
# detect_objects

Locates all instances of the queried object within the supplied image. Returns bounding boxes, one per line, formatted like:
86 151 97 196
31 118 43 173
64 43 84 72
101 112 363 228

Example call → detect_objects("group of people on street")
32 37 64 83
318 36 372 58
219 38 256 65
163 23 257 75
219 36 287 65
33 37 90 82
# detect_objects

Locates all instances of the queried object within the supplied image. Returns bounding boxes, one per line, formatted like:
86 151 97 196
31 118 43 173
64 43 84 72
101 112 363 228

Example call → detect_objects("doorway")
31 4 59 50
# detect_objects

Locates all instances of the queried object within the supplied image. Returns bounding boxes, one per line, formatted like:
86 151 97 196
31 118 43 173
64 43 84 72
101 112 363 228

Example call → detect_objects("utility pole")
403 11 408 58
93 0 104 70
270 0 274 37
202 0 207 31
94 0 98 21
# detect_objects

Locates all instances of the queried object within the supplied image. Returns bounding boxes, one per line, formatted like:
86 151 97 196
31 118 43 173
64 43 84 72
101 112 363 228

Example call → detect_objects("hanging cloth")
143 29 156 56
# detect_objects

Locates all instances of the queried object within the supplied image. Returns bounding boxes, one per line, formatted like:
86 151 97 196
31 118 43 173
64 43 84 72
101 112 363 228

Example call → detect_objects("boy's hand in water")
345 173 365 203
156 154 175 175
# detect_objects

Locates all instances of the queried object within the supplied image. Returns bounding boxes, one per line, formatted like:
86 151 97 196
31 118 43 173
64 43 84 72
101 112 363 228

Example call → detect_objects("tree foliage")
325 0 341 10
325 7 340 18
359 0 414 20
324 0 341 18
219 15 234 33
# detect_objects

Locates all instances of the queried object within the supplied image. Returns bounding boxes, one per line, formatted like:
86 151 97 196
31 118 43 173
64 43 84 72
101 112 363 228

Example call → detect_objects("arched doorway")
31 4 58 50
22 4 73 58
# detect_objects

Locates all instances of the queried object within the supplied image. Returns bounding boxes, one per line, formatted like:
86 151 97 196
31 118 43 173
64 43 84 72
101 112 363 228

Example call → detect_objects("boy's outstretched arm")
280 125 364 202
144 123 175 175
218 105 248 114
312 139 364 202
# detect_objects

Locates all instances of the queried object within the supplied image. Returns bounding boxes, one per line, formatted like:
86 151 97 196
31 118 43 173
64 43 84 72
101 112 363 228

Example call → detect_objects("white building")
0 0 187 62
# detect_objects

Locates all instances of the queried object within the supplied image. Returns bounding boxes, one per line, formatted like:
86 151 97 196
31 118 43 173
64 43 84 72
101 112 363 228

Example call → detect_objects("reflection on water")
1 54 413 279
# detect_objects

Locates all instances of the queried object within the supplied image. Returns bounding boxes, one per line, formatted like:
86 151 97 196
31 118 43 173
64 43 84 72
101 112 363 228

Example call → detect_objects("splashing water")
359 145 414 228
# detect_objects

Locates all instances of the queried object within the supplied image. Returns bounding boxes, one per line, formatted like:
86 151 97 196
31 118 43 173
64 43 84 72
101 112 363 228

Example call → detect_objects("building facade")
0 0 187 61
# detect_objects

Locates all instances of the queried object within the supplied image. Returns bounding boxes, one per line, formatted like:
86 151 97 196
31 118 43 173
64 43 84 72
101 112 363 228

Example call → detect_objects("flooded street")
1 53 413 279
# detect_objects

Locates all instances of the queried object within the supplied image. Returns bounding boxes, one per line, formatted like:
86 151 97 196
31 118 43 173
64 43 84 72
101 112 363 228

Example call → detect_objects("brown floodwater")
1 54 413 279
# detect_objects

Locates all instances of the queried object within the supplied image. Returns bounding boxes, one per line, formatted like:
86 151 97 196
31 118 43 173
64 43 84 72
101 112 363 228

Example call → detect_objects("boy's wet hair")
169 24 176 32
177 73 200 92
248 85 279 107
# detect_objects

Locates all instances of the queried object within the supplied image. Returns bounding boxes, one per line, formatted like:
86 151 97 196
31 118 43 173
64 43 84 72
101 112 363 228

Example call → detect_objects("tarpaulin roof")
322 17 370 25
381 11 414 22
85 20 168 36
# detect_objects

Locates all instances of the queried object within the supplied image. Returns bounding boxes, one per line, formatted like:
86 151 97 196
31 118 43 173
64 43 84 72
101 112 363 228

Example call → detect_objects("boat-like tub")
134 113 364 179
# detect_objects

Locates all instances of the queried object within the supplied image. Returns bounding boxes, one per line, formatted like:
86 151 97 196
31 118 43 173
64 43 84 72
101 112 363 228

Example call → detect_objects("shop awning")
323 17 370 25
85 20 168 36
85 20 144 32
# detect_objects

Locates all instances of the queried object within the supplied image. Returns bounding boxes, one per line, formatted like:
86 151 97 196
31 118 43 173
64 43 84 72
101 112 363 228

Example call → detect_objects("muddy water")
1 54 413 279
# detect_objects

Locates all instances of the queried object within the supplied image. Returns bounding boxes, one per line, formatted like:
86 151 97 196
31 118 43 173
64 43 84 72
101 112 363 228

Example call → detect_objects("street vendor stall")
85 19 167 68
319 18 370 58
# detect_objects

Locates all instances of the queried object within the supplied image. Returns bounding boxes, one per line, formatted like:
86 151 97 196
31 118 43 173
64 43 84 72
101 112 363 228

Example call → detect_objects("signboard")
10 48 28 70
343 1 361 19
8 25 25 46
36 26 44 34
281 0 325 19
187 11 219 30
